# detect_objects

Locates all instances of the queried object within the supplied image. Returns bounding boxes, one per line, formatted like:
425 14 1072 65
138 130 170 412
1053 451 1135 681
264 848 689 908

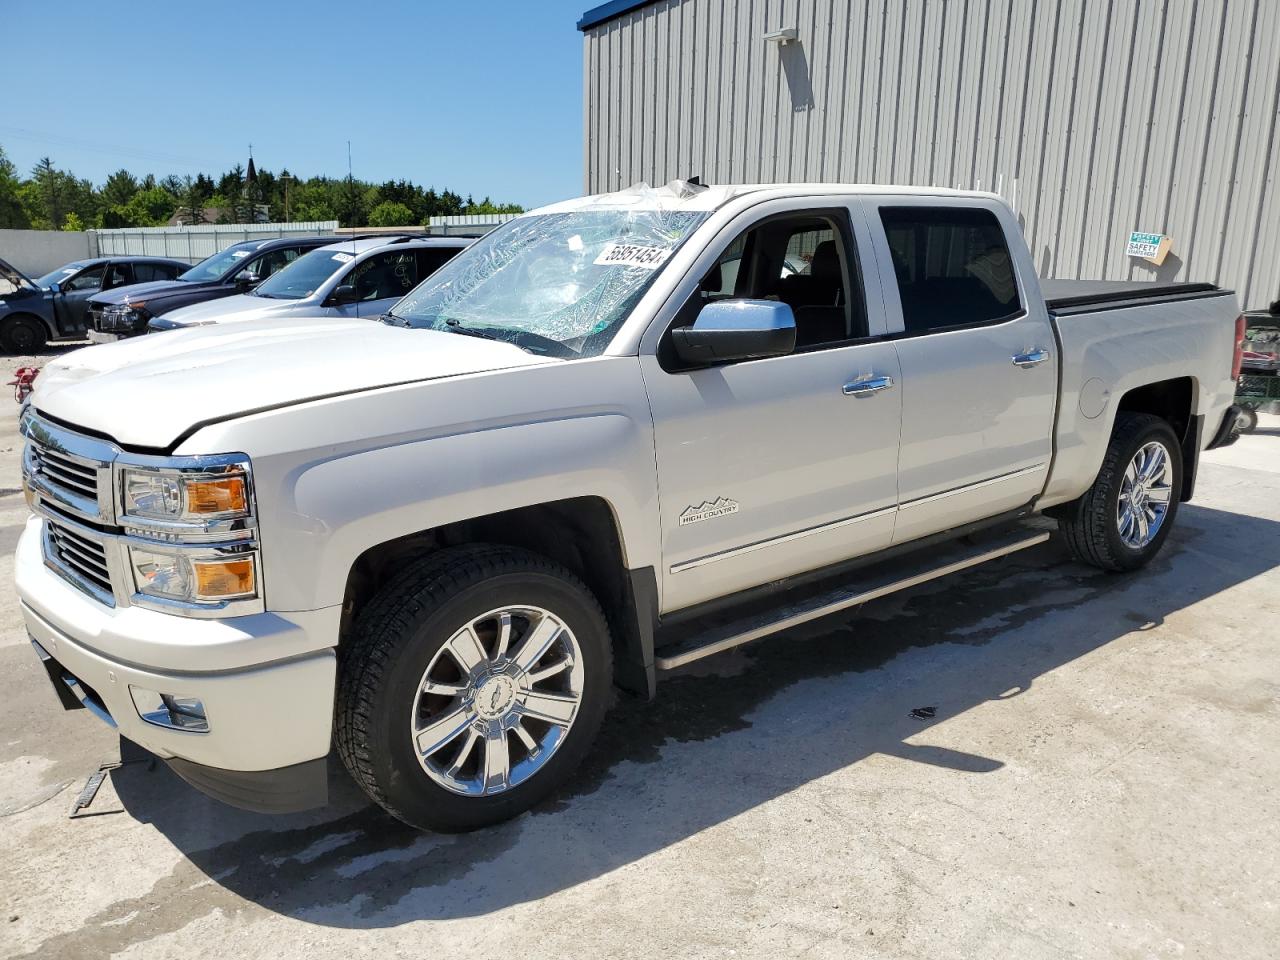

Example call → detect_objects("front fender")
182 357 660 614
285 413 659 609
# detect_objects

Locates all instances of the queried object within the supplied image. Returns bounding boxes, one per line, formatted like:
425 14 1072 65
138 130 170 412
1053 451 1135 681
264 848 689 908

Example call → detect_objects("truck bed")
1042 278 1229 316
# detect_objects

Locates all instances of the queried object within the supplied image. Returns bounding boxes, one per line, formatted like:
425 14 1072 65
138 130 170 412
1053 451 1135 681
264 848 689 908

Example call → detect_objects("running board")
654 524 1052 671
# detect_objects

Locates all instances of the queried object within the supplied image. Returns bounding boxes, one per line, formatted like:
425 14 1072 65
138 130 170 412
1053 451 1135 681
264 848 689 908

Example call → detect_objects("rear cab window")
880 206 1022 334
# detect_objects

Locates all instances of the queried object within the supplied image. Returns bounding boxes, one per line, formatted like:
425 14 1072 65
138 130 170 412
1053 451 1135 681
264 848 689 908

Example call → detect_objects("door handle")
1012 349 1050 368
843 375 895 397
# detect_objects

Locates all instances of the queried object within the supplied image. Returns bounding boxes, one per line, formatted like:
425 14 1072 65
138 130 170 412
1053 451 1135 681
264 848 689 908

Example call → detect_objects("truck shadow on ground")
39 501 1276 949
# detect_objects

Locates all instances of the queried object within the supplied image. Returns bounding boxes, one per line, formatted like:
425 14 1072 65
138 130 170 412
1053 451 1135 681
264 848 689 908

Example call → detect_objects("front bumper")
16 518 337 811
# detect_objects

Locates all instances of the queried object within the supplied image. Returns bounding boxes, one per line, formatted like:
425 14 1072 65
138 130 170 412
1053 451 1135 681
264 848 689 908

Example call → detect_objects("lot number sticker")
331 252 355 263
594 243 672 270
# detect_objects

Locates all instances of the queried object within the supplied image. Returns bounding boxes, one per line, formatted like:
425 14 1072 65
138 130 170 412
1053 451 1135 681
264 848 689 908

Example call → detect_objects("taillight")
1231 314 1246 380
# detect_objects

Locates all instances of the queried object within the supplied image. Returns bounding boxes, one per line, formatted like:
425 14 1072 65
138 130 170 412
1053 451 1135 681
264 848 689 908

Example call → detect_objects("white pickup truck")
16 183 1245 832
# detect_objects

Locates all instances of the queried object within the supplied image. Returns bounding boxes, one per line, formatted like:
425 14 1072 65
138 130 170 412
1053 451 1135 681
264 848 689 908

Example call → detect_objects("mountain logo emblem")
679 497 740 526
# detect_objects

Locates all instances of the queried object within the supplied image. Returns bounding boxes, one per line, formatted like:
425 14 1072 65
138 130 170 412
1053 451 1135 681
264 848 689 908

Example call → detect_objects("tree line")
0 145 524 231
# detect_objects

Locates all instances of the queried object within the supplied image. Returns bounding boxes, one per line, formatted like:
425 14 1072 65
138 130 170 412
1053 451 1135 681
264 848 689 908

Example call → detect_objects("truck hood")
33 317 549 449
159 293 298 326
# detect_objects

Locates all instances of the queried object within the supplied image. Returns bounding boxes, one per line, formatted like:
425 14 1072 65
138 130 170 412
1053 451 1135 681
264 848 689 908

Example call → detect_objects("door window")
63 265 106 292
132 263 168 282
677 211 863 351
342 250 418 301
880 207 1022 333
104 263 134 289
251 246 304 280
413 247 461 282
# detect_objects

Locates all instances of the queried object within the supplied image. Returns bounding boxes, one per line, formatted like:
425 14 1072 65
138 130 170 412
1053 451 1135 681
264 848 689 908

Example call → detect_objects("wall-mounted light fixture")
763 27 798 45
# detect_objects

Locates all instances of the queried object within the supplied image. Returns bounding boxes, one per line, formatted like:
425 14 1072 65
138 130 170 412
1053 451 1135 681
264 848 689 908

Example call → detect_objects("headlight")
119 460 252 532
102 304 149 329
115 454 262 614
129 547 257 603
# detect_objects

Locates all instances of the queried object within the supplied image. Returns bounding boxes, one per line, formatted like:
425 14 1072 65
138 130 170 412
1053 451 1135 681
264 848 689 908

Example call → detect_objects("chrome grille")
22 415 113 524
32 446 98 498
45 517 115 604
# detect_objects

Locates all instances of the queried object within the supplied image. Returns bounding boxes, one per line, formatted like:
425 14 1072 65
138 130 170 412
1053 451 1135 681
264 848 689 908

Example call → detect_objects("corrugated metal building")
579 0 1280 310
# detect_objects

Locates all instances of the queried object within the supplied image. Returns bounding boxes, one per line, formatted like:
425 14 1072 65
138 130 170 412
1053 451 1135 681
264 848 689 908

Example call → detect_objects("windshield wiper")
380 311 411 327
442 319 545 355
443 318 502 341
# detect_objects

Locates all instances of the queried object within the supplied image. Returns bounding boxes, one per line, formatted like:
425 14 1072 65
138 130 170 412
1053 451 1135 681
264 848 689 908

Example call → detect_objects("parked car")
1240 301 1280 374
146 237 471 332
0 255 188 352
17 183 1244 833
85 236 339 342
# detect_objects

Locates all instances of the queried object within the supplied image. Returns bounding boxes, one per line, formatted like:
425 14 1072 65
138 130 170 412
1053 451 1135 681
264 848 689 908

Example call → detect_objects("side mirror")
234 269 260 289
48 281 61 294
671 299 796 366
328 284 360 306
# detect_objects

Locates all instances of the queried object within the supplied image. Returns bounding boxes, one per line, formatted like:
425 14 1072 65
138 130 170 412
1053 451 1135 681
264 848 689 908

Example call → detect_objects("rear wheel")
1238 406 1258 434
336 545 612 832
1058 412 1182 572
1 315 48 354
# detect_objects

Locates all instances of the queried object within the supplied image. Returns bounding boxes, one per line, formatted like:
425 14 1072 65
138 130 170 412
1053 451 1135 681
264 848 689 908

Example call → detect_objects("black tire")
335 544 612 832
1 315 48 354
1058 412 1183 572
1238 407 1258 434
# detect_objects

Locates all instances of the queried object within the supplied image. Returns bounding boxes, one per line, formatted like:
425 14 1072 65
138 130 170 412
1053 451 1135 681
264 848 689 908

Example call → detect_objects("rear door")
864 198 1057 544
640 198 902 613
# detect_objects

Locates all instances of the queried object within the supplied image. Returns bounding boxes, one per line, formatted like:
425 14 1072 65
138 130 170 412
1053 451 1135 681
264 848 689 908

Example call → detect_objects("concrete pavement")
1 394 1277 959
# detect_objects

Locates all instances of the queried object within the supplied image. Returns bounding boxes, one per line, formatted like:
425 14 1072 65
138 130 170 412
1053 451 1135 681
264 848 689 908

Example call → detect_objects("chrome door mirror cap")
672 299 797 366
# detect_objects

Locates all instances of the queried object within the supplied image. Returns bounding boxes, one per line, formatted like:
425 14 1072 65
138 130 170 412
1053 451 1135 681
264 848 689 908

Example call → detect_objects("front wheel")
1058 412 1183 572
1 315 48 354
335 545 612 832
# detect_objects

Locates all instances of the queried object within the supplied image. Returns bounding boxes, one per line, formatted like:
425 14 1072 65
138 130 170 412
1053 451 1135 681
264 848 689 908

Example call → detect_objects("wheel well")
1115 376 1196 500
340 497 653 694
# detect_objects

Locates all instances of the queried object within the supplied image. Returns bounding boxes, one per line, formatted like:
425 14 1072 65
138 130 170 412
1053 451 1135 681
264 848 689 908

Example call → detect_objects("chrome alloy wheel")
1117 440 1173 549
410 605 585 797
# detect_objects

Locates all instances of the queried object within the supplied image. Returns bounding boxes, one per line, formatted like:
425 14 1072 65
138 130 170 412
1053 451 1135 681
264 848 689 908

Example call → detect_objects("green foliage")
0 143 525 231
368 201 415 227
0 146 28 229
62 212 85 232
104 186 177 228
99 169 139 208
176 176 206 226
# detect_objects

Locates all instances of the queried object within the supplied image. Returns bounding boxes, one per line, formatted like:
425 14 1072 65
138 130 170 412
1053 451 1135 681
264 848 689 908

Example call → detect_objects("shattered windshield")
387 208 708 358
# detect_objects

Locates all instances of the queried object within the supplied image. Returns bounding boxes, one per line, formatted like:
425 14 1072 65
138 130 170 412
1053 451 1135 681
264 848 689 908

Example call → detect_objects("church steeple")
246 143 257 183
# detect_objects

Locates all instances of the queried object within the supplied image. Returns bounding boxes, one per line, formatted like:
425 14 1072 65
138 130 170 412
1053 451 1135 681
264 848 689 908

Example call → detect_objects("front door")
864 200 1057 544
54 263 107 334
331 249 421 319
641 202 903 613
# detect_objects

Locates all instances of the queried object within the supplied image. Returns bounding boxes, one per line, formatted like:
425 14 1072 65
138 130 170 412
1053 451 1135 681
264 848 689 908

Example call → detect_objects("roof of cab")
530 181 1005 216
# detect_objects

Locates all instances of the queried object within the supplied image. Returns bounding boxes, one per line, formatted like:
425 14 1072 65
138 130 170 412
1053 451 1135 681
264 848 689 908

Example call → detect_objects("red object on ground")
8 366 38 405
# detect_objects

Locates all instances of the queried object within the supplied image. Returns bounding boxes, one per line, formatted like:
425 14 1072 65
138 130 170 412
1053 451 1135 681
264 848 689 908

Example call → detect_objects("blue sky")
1 0 592 207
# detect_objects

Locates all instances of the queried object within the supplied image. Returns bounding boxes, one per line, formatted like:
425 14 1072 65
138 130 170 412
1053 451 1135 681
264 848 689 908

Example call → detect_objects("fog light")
130 687 209 732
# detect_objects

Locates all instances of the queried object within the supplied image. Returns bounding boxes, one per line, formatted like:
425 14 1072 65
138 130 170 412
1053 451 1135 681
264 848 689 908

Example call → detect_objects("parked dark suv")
86 236 338 341
0 255 188 352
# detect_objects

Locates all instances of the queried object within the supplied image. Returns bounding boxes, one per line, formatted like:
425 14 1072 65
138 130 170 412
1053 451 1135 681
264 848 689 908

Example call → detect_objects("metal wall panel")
583 0 1280 309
